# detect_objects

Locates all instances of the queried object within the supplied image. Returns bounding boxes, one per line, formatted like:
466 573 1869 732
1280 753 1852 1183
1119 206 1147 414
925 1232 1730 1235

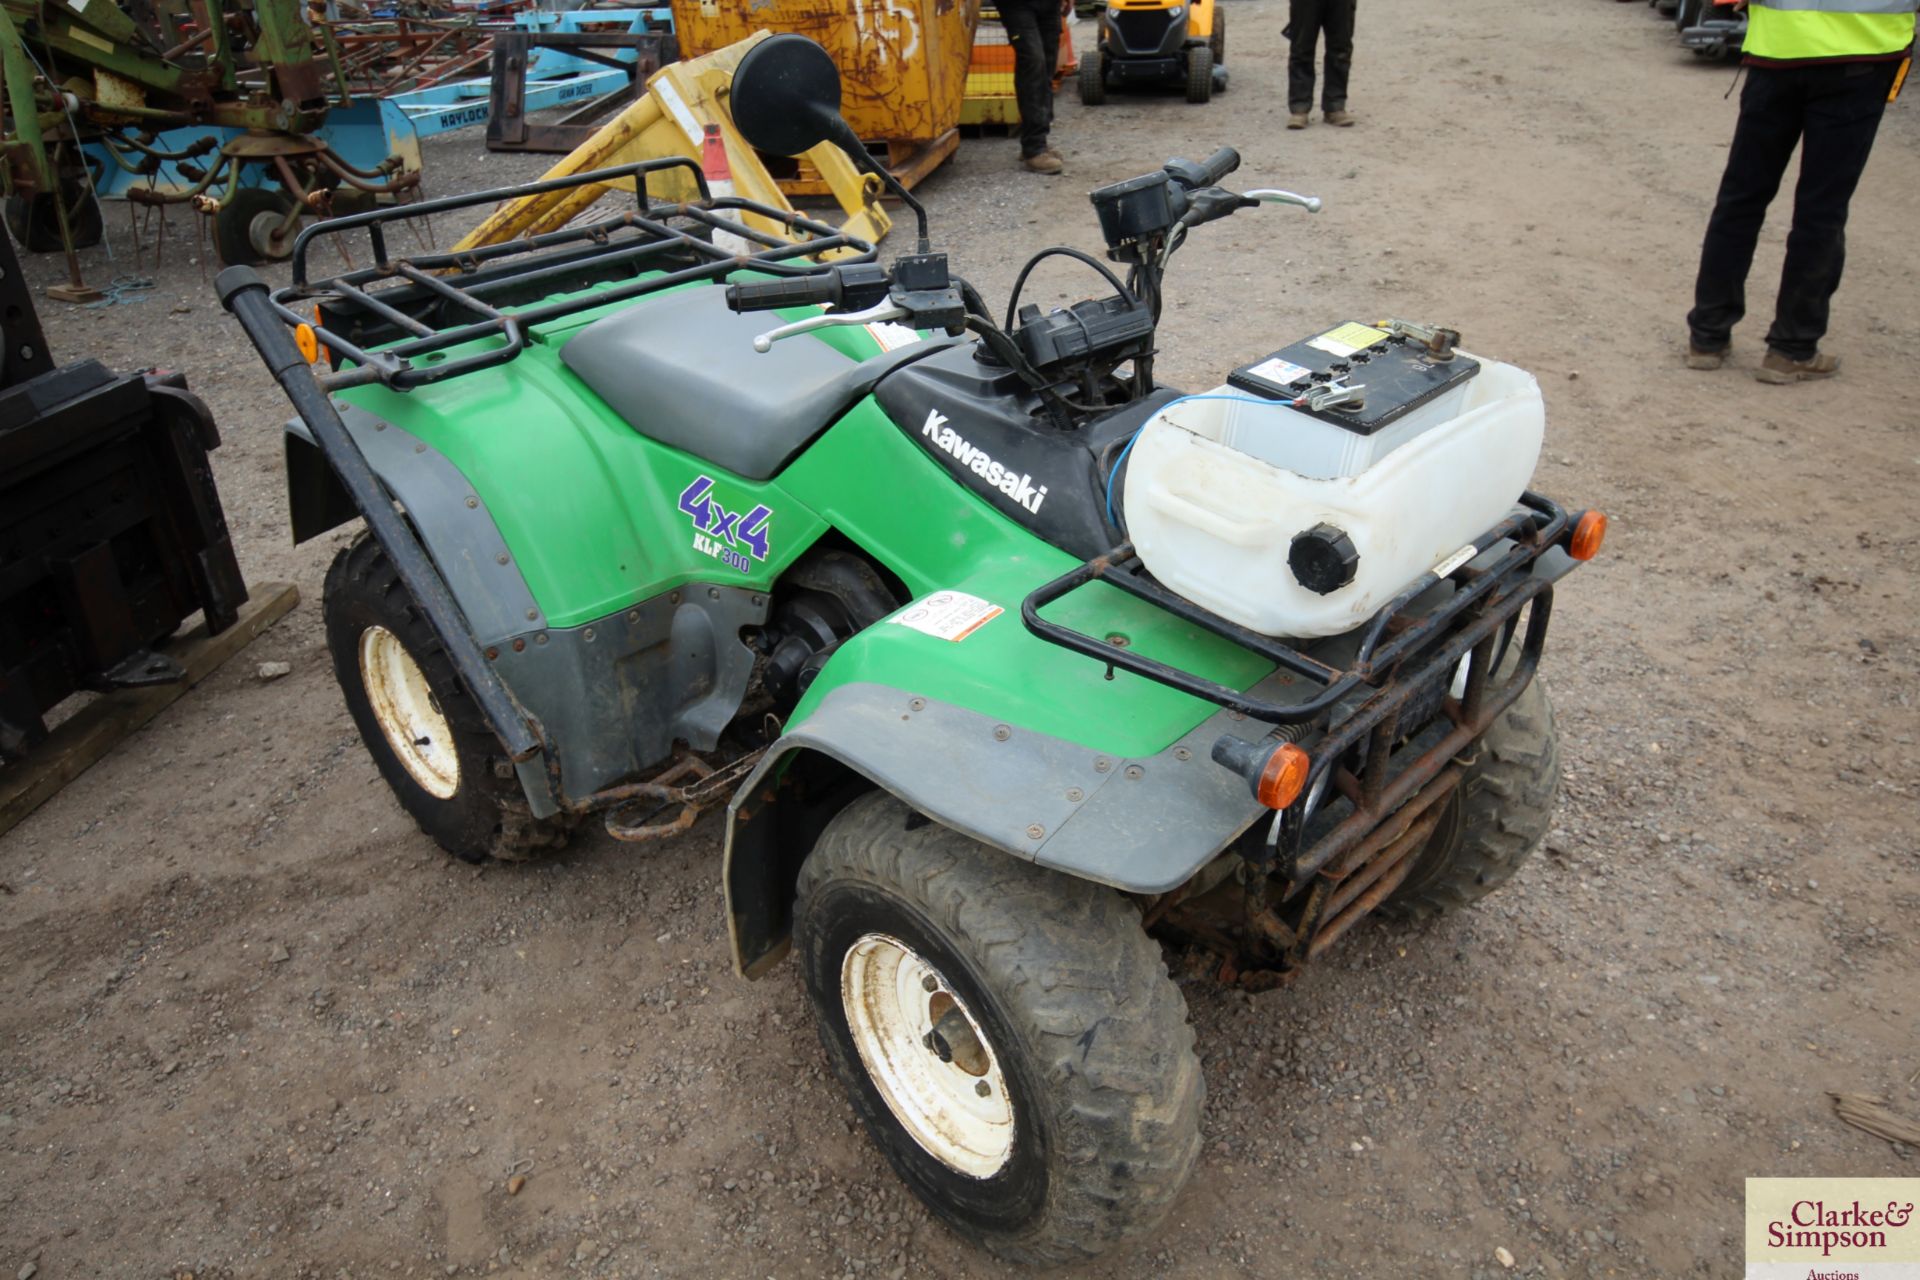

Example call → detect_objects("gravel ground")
3 0 1918 1277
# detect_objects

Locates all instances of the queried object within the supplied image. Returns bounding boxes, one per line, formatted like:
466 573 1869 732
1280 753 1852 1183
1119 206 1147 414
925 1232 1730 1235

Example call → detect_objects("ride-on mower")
1080 0 1228 105
222 34 1603 1266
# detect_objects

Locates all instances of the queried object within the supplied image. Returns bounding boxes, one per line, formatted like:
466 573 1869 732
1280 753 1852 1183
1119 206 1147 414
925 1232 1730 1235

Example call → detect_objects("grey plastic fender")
722 678 1318 978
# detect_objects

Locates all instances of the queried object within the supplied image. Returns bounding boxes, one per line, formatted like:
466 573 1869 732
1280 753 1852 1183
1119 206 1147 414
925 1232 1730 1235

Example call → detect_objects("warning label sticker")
891 591 1003 642
1307 321 1390 358
865 321 925 352
1245 356 1313 386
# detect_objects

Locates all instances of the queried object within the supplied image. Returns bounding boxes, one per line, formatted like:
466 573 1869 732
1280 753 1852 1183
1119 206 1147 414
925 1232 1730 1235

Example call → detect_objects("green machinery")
1 0 419 291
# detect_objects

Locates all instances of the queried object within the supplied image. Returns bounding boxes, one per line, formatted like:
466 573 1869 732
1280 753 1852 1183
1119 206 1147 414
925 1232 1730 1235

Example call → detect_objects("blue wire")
1103 393 1291 529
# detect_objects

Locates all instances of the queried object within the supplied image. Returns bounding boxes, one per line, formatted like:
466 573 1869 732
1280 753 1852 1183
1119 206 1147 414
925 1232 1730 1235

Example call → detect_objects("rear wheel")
323 533 569 863
1184 44 1213 104
1383 661 1559 918
794 792 1202 1265
1077 49 1107 105
1210 5 1227 64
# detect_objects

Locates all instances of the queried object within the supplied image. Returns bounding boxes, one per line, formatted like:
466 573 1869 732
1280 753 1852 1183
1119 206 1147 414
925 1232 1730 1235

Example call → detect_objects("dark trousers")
1002 0 1061 157
1288 0 1356 113
1688 60 1897 360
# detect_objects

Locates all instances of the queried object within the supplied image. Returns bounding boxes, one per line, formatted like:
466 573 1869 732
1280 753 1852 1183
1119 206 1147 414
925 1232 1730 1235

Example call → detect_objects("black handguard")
724 262 891 313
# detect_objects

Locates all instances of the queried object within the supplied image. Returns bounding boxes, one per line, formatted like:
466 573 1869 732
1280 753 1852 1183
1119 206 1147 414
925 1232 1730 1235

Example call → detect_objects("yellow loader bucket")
455 32 890 256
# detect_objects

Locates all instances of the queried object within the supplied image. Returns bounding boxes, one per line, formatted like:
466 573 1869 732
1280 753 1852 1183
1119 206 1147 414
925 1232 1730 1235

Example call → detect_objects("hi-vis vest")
1744 0 1918 64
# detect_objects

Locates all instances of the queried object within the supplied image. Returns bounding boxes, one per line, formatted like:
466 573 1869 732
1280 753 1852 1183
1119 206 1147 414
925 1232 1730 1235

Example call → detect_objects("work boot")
1755 349 1839 383
1022 150 1063 175
1324 109 1356 126
1684 342 1727 370
1287 112 1310 129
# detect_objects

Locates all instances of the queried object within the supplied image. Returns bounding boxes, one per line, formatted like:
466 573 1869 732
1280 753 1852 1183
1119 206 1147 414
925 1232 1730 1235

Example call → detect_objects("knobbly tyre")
221 35 1606 1266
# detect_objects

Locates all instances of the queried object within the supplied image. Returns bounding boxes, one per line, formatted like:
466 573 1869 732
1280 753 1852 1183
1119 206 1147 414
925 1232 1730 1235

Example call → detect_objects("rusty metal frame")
484 30 677 155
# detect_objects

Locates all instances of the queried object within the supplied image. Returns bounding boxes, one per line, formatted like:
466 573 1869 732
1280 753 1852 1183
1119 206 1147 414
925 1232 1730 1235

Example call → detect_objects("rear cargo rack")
1020 491 1572 726
261 157 874 393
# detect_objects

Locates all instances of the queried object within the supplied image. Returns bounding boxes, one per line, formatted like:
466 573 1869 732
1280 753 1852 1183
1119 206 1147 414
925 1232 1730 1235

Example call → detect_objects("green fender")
719 576 1331 977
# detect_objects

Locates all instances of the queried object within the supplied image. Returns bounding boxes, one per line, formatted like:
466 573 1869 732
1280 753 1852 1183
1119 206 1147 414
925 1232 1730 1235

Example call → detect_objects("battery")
1228 320 1481 435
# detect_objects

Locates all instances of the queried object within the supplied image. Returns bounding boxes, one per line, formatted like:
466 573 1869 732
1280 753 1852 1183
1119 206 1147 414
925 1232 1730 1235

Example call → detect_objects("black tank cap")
1289 523 1360 595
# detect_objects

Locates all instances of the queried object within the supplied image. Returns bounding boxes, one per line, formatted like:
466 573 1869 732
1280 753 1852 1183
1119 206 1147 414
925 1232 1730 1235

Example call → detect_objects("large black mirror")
729 31 934 252
730 34 850 158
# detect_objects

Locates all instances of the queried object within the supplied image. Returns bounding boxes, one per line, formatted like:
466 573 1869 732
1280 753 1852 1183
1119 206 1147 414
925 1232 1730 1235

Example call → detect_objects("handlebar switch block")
890 252 951 293
833 262 893 309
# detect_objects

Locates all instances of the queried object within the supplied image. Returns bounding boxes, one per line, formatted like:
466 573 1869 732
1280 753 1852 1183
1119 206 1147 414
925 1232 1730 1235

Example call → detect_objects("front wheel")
1210 5 1227 64
323 534 569 863
1384 658 1559 918
1078 49 1107 105
1184 44 1214 104
794 792 1202 1265
214 187 302 266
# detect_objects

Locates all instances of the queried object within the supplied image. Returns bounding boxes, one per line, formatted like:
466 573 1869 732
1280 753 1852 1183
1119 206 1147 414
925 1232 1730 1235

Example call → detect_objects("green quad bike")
222 34 1604 1267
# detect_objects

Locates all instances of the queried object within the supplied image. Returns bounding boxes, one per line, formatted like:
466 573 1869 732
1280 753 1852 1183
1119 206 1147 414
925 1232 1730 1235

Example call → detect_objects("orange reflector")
294 322 320 363
1256 743 1311 810
1569 509 1608 561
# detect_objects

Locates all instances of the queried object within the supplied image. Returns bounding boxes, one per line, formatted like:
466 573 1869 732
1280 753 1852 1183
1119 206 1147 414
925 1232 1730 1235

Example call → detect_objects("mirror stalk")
821 117 931 254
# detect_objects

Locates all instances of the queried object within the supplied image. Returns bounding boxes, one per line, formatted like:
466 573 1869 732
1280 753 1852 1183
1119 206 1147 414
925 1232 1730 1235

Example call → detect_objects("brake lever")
1245 188 1324 214
752 299 911 353
1178 186 1261 230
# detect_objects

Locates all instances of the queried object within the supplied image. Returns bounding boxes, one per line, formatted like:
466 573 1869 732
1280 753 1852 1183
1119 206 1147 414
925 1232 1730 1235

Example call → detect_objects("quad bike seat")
560 284 949 481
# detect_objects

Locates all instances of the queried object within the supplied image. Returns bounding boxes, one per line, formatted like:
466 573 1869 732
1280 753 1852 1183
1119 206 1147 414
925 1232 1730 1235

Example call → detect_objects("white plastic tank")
1122 354 1545 639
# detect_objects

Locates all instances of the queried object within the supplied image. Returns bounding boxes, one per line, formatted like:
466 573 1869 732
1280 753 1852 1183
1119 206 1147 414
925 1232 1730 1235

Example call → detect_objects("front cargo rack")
261 157 875 393
1021 492 1581 891
1021 492 1571 727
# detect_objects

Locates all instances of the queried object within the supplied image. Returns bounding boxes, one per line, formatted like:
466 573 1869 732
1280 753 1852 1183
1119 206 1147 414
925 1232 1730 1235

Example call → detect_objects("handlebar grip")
1195 146 1241 187
725 273 842 313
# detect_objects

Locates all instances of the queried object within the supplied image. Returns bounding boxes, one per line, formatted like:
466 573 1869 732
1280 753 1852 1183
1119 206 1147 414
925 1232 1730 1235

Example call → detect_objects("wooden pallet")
0 582 301 839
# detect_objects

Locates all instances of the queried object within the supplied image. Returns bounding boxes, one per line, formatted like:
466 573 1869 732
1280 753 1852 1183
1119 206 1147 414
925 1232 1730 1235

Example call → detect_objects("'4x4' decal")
677 476 772 574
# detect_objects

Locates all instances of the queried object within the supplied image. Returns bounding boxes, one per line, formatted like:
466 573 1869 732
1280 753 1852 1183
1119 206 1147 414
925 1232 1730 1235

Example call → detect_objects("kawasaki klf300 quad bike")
222 34 1605 1266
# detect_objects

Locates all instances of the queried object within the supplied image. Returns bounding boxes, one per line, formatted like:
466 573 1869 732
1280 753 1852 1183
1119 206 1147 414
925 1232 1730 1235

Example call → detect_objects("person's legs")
1321 0 1355 113
1288 0 1325 115
1030 0 1061 149
1686 67 1805 352
1763 61 1895 360
1004 2 1054 159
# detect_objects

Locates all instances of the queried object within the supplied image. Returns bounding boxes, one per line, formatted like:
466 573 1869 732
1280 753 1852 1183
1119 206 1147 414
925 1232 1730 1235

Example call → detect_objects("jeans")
1687 60 1898 360
1001 0 1062 157
1288 0 1356 113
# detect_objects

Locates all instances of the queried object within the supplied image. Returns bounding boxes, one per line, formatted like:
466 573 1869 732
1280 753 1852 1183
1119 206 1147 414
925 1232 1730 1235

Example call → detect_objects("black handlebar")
725 261 891 313
1162 146 1241 193
1195 145 1241 187
725 274 843 313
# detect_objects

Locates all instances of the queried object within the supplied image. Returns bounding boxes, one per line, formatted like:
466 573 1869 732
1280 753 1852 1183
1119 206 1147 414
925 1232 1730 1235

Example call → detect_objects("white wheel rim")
841 933 1014 1178
358 625 459 800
